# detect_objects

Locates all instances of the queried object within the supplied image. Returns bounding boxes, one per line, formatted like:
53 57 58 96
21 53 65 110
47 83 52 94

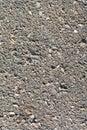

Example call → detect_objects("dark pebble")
51 65 56 69
60 83 68 89
29 49 36 55
16 61 24 65
81 38 87 43
26 57 32 63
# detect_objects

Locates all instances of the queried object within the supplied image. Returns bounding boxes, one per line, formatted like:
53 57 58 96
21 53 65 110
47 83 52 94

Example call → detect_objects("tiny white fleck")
39 11 43 16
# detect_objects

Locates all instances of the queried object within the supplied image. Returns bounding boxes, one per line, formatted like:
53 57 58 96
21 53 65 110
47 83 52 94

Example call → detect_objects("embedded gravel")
0 0 87 130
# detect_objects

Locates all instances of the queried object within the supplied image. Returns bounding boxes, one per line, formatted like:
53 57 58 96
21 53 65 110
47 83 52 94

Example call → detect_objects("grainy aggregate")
0 0 87 130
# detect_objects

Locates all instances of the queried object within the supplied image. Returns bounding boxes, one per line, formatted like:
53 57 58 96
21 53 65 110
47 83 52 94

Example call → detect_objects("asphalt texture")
0 0 87 130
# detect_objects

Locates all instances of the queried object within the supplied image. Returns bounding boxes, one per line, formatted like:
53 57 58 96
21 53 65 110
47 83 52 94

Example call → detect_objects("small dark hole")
82 74 86 78
43 81 46 85
5 75 7 78
62 7 65 10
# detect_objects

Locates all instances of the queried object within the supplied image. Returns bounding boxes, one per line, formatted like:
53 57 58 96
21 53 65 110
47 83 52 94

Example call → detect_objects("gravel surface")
0 0 87 130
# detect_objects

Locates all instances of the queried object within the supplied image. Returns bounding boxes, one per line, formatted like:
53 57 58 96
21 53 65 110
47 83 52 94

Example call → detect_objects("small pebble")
21 119 26 124
48 48 52 53
58 16 64 23
27 33 31 38
48 54 52 57
9 112 15 117
3 114 7 117
57 52 63 59
82 0 87 5
13 104 18 108
28 11 32 15
61 67 65 73
16 60 24 65
31 122 41 128
36 2 41 8
81 38 87 43
78 24 84 28
25 110 32 115
0 42 3 45
73 30 78 34
73 1 78 5
14 93 20 97
10 39 15 46
51 65 56 69
10 34 15 38
39 11 43 16
52 46 58 50
19 89 26 93
64 24 71 29
16 119 22 124
30 114 35 119
80 42 86 47
26 57 32 63
52 116 57 120
46 16 50 20
54 128 58 130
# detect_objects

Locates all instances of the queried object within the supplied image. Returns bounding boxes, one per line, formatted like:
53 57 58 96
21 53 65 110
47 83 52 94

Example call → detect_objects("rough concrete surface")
0 0 87 130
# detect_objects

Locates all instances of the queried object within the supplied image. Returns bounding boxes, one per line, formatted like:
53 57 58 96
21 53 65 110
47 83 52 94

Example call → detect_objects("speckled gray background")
0 0 87 130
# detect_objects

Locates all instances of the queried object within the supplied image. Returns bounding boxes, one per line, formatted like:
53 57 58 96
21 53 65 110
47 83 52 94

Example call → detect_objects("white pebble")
28 11 32 15
48 48 52 53
73 30 78 34
13 104 18 108
80 42 86 47
14 93 20 97
0 42 3 45
9 112 15 116
36 2 41 8
46 16 50 20
30 114 35 119
39 11 43 16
